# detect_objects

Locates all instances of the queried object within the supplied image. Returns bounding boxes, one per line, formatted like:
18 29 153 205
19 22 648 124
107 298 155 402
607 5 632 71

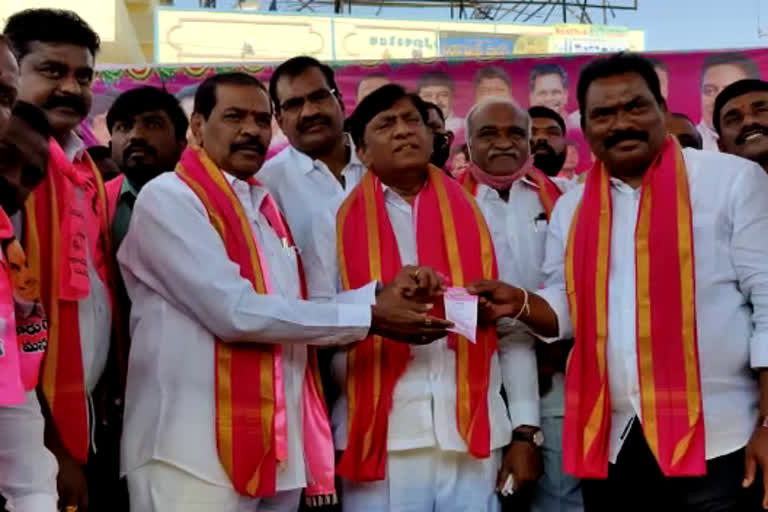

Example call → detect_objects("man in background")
530 63 569 120
424 100 454 169
529 106 568 177
474 66 512 104
667 112 703 150
715 79 768 173
356 72 391 104
698 53 760 150
647 58 669 101
417 70 463 135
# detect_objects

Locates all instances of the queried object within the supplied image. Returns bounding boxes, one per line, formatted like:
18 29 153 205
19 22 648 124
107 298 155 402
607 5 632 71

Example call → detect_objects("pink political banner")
85 48 768 168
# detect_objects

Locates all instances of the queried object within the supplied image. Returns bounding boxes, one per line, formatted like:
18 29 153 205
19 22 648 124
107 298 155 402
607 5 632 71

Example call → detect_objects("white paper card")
444 287 478 343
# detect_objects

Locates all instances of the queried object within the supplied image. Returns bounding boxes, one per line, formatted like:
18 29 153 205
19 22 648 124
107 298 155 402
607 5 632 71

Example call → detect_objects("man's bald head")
0 37 19 138
466 98 531 176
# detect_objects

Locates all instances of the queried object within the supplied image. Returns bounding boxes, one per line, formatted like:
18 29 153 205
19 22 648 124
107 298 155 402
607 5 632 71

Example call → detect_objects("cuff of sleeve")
334 281 377 306
8 493 58 512
336 303 372 337
535 286 572 342
750 334 768 369
508 400 541 431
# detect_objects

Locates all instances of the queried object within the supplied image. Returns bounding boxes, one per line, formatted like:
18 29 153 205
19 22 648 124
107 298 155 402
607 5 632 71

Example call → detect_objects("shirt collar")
476 176 538 200
290 133 362 176
60 131 86 162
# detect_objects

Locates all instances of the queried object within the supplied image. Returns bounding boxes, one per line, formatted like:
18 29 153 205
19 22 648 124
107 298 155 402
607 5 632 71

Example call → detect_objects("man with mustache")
469 53 768 511
461 98 577 512
0 90 60 512
117 72 449 512
260 56 366 301
714 79 768 173
667 113 703 150
310 83 506 512
4 10 115 512
424 101 454 170
529 106 569 178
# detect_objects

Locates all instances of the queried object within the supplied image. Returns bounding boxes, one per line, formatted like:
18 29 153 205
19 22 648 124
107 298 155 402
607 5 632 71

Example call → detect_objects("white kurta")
538 147 768 463
117 171 373 493
308 183 521 452
258 139 365 301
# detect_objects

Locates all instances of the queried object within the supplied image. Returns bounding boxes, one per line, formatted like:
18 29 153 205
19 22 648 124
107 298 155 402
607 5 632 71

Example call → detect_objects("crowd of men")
0 7 767 512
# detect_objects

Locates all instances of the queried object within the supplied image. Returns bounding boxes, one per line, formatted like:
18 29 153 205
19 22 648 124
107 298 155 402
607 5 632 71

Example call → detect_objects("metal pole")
562 0 567 22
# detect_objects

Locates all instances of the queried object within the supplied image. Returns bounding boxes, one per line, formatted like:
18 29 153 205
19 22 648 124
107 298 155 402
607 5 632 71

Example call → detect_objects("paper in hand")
444 287 478 343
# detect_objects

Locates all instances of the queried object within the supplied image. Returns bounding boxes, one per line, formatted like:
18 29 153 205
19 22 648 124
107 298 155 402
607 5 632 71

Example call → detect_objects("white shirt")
118 171 373 490
258 139 365 297
697 120 720 151
538 148 768 462
310 184 517 453
474 177 574 425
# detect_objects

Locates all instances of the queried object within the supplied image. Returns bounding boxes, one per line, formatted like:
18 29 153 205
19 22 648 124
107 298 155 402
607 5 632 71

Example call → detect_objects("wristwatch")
512 427 544 448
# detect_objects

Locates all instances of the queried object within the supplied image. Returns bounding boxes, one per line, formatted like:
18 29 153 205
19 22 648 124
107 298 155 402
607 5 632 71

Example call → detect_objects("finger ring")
66 506 78 512
424 316 432 327
412 269 421 280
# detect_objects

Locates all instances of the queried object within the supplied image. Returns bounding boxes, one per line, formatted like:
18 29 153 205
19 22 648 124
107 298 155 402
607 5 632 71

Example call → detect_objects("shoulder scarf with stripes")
563 136 705 478
25 138 112 464
176 146 335 501
336 165 498 482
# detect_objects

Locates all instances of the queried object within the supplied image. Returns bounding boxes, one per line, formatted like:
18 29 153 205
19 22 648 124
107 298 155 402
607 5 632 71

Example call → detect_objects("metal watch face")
532 430 545 447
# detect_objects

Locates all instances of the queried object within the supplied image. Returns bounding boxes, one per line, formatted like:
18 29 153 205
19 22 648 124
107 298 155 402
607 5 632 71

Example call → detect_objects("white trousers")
126 461 302 512
341 447 502 512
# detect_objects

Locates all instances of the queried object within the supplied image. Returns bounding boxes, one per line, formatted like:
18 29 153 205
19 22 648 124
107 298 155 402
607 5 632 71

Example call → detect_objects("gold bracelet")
512 287 530 322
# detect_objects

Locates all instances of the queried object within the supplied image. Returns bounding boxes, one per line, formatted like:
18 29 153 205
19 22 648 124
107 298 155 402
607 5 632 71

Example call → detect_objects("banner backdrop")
86 48 768 170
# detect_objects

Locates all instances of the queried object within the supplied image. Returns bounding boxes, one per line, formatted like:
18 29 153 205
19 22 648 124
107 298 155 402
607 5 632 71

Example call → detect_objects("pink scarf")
467 157 533 190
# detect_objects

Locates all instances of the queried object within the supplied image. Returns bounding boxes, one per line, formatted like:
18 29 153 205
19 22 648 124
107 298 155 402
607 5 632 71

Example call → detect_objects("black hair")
646 57 668 73
347 83 428 148
194 72 268 120
86 145 111 161
107 86 189 140
473 66 511 90
529 63 568 91
577 53 664 129
417 70 455 93
356 73 390 96
670 112 696 125
713 78 768 135
423 101 445 123
529 105 566 135
700 53 760 89
3 9 100 60
11 101 51 139
268 56 339 114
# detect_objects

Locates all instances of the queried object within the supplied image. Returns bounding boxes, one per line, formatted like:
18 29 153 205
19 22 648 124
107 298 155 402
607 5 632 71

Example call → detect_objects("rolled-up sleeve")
535 195 574 342
728 163 768 369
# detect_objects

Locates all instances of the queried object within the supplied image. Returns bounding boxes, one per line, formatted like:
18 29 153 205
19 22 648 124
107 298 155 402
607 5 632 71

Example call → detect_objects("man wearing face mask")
461 98 575 508
424 101 455 170
529 106 569 178
4 10 115 512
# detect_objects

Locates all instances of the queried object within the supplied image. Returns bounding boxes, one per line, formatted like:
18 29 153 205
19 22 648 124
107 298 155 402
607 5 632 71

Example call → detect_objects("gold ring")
66 506 78 512
424 316 432 327
412 268 421 280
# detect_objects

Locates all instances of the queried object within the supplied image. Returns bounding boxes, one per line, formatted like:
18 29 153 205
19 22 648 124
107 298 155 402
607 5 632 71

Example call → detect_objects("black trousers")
582 419 764 512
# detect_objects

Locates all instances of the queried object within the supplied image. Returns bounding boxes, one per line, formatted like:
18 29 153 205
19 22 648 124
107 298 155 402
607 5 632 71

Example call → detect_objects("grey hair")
464 97 531 151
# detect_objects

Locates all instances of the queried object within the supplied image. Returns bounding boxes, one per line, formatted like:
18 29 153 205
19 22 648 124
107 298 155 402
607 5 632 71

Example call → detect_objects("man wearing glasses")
697 53 760 151
260 56 366 300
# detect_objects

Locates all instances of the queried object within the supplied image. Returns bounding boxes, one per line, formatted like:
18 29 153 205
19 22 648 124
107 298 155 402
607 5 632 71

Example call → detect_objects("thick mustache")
488 149 519 159
42 95 87 116
230 139 267 155
604 130 649 149
532 141 555 155
298 114 331 133
124 142 157 160
736 124 768 145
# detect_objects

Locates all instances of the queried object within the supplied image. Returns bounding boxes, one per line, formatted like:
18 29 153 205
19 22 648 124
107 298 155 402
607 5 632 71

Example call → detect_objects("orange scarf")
336 165 497 482
563 136 705 478
461 165 563 220
176 146 335 499
25 138 112 463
